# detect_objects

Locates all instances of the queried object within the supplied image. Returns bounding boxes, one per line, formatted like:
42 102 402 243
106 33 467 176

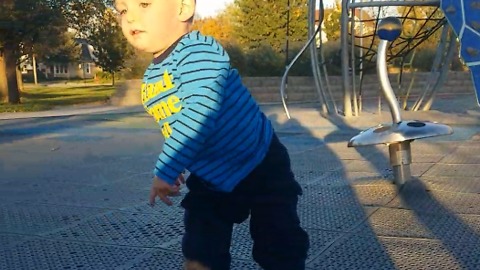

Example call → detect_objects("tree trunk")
0 51 8 102
32 54 38 85
16 66 24 92
4 43 20 103
112 71 115 86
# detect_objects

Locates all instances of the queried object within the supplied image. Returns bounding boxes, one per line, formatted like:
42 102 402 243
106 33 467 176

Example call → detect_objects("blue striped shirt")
141 31 273 192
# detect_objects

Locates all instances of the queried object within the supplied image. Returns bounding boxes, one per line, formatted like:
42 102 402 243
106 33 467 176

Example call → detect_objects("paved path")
1 97 479 269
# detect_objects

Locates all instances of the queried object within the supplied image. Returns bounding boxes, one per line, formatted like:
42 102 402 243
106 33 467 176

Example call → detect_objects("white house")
21 38 100 80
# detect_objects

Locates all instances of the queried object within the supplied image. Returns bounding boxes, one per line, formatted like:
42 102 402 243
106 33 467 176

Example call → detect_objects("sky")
195 0 336 18
196 0 233 18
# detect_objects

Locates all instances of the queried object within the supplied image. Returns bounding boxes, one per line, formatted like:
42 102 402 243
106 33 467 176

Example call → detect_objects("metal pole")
351 7 359 116
285 0 290 76
358 2 364 113
389 141 412 186
309 0 328 114
341 0 353 117
318 0 339 114
377 40 402 124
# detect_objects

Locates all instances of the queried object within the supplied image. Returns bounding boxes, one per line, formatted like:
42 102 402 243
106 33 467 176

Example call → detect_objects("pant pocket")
215 196 250 224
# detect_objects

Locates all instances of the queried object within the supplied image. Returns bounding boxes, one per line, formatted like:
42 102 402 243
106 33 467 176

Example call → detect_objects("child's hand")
175 172 186 186
149 176 180 206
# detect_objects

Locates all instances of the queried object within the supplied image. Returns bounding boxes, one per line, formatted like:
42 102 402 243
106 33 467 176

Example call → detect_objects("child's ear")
178 0 195 22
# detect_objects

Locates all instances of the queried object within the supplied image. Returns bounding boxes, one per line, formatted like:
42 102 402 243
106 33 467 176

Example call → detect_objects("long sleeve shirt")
141 31 273 192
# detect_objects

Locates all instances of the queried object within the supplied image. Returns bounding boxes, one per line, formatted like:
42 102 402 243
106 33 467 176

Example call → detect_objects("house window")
50 66 54 74
63 65 68 74
55 65 59 74
86 63 91 74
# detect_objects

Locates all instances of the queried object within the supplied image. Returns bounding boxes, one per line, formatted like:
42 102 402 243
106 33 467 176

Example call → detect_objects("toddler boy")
115 0 309 269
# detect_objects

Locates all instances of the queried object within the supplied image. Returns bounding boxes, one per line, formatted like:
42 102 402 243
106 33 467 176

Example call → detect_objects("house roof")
75 38 96 62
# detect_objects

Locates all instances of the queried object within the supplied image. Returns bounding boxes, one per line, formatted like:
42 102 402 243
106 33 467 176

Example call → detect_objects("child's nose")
126 9 137 23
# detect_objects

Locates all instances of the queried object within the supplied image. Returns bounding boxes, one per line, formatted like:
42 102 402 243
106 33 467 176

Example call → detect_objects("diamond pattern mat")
387 180 480 215
45 210 185 248
0 237 147 270
310 233 480 270
358 207 480 244
1 106 479 269
0 203 108 235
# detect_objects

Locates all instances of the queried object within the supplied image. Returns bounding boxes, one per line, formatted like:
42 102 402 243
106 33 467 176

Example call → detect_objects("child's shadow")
249 111 397 269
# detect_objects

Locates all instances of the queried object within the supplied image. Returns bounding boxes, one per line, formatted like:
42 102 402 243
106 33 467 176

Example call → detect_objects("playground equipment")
341 0 460 116
441 0 480 106
280 2 477 184
348 17 453 186
281 0 479 117
281 0 337 118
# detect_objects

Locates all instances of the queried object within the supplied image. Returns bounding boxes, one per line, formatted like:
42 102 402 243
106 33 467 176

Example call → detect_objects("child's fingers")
150 185 179 206
169 190 181 197
175 174 185 186
178 173 185 184
169 185 181 196
158 193 173 206
149 188 157 206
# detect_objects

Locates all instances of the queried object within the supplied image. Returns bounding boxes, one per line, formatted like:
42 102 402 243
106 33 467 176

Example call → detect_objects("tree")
37 31 81 68
63 0 114 38
89 9 131 85
233 0 308 53
324 6 342 42
0 0 112 104
193 4 237 46
396 5 445 51
0 0 66 103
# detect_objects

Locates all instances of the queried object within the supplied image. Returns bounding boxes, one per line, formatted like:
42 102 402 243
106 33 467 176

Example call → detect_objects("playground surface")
1 95 480 269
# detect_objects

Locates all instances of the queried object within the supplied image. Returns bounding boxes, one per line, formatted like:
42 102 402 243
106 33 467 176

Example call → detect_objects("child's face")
115 0 188 56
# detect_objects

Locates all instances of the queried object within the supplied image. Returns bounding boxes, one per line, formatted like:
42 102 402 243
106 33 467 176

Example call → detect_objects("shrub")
286 45 313 77
322 41 343 75
95 71 121 84
244 45 284 76
120 50 152 79
224 43 247 75
412 47 437 71
21 70 47 83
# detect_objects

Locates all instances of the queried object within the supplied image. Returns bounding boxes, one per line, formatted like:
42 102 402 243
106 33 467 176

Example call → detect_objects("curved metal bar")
280 76 291 118
349 0 440 8
377 40 402 124
280 0 322 119
411 22 449 111
422 27 457 111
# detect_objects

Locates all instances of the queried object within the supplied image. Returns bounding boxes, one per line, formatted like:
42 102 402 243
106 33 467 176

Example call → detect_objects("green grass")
0 84 116 113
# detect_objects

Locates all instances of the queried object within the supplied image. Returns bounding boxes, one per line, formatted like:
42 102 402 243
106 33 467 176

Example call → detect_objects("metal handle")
377 39 402 124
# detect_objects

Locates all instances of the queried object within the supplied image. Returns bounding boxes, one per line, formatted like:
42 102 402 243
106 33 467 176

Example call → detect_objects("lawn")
0 84 116 113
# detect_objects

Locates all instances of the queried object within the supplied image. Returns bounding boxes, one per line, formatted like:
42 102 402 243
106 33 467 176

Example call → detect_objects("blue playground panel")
441 0 480 106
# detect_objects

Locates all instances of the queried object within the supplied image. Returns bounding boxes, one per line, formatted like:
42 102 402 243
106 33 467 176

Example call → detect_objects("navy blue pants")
181 134 309 270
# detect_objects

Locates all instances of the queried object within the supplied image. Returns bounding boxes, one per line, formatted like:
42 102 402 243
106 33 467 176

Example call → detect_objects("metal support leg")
388 141 412 186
